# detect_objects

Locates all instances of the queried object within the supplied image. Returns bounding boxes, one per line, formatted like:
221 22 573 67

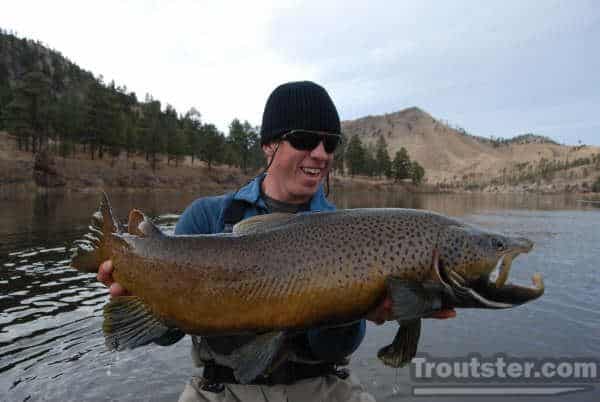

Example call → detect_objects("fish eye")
491 237 505 251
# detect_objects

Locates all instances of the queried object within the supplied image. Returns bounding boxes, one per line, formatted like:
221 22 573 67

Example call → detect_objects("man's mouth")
300 167 323 177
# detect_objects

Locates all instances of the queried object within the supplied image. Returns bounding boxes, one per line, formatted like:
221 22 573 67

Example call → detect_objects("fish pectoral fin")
387 277 443 320
103 296 172 350
377 319 421 368
229 331 286 384
232 213 296 235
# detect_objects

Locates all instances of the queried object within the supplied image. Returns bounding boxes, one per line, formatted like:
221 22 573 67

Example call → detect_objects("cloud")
1 0 599 144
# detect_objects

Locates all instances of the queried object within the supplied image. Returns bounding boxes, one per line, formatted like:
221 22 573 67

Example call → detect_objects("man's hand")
97 260 131 297
366 248 456 325
366 295 456 325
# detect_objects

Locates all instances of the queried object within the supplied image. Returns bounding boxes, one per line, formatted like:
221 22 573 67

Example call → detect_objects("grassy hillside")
342 107 600 192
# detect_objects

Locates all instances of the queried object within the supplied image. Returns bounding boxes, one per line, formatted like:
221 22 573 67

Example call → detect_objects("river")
1 190 598 401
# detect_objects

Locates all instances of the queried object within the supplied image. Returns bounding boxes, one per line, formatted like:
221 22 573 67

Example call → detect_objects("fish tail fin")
103 296 173 350
70 192 120 273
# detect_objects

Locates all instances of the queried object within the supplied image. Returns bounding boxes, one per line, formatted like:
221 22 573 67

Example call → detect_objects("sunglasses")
281 130 342 154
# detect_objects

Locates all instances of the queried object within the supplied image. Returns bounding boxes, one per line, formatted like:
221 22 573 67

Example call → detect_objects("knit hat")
260 81 341 145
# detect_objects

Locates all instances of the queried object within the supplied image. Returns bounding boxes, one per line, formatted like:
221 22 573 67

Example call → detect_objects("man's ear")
262 143 278 159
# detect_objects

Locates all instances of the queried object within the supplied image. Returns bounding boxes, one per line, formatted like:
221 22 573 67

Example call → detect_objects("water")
1 190 599 401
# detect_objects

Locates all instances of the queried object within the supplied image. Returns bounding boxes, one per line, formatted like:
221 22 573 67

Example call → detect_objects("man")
97 81 455 401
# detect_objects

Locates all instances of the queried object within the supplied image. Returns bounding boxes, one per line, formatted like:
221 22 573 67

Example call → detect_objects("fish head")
437 224 544 309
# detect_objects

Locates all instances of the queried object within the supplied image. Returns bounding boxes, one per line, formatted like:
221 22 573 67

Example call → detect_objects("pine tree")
375 135 392 178
392 147 411 181
345 135 366 177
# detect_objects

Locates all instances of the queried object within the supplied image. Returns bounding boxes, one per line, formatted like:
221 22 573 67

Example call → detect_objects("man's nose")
310 141 331 160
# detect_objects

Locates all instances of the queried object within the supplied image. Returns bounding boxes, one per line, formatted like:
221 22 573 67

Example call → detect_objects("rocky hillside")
0 29 95 107
342 107 600 192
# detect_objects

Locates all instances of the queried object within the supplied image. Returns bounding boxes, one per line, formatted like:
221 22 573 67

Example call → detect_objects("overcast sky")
2 0 598 145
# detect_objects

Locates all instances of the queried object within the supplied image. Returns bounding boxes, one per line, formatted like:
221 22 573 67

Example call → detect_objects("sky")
2 0 599 145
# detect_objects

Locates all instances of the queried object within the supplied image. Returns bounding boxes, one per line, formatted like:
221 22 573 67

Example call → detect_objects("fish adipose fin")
233 213 297 235
70 192 120 273
228 331 286 384
103 296 171 350
377 278 445 368
378 319 421 368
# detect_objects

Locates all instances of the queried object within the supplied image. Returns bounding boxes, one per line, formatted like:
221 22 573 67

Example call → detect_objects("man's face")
262 139 334 203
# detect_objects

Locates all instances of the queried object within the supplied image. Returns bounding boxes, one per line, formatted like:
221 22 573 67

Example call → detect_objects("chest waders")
200 198 349 393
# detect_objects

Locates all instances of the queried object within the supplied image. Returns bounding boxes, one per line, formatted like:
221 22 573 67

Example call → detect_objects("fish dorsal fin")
127 209 146 236
232 213 298 235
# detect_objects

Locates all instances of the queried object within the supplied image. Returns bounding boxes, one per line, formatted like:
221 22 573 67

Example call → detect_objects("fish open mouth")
438 247 544 309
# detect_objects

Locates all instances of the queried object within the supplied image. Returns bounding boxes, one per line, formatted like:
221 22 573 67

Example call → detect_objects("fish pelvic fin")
378 319 421 368
103 296 172 350
387 277 444 320
229 331 286 384
377 278 446 368
70 192 120 273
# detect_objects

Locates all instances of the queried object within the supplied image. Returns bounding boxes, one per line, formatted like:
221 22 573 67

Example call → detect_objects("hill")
341 107 600 192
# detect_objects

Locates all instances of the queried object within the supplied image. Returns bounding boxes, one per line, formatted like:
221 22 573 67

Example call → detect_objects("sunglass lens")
323 135 340 153
287 132 320 151
285 131 340 153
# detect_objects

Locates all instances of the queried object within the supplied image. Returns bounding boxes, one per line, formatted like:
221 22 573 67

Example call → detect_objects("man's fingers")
428 309 457 319
109 282 130 297
96 260 114 286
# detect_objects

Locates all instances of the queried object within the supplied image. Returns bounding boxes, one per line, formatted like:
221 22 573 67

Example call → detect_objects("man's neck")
261 174 311 205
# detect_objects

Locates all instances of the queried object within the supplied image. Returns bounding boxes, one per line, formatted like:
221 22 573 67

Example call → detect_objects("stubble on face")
262 141 333 204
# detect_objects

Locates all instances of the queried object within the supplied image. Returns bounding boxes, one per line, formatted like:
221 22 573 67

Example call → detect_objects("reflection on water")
1 190 599 401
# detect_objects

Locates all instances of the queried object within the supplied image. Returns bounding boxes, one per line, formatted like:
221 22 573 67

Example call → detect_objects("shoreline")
1 134 598 200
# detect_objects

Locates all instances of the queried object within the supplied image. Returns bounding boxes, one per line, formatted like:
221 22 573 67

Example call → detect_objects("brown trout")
71 194 544 383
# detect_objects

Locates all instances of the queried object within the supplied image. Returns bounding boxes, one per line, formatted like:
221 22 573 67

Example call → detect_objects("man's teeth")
301 167 321 176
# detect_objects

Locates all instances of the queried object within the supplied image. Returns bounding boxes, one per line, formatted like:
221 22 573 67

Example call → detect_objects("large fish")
71 194 544 383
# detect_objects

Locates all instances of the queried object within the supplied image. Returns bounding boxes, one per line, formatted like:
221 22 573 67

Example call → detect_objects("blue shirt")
174 174 366 362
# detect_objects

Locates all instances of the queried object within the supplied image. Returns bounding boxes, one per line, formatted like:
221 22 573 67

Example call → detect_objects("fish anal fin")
387 277 444 320
233 213 296 235
103 296 171 350
229 331 286 384
378 319 421 368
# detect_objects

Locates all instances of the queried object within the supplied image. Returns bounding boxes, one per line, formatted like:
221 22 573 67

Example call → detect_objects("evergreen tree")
375 135 392 178
345 135 366 176
4 71 53 152
392 147 411 181
227 119 260 173
410 160 425 185
139 96 163 171
199 123 225 171
182 108 202 165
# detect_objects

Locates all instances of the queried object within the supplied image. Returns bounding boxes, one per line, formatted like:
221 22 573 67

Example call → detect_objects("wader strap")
222 198 252 233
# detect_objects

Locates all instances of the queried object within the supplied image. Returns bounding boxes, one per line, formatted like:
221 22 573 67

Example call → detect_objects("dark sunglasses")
281 130 342 154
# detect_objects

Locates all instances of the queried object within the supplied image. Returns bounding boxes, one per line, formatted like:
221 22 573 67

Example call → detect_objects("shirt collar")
233 173 335 212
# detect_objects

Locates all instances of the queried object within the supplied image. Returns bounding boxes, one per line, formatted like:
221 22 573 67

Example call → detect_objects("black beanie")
260 81 341 145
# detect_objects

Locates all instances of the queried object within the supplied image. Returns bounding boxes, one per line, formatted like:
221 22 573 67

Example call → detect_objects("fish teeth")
495 255 513 288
